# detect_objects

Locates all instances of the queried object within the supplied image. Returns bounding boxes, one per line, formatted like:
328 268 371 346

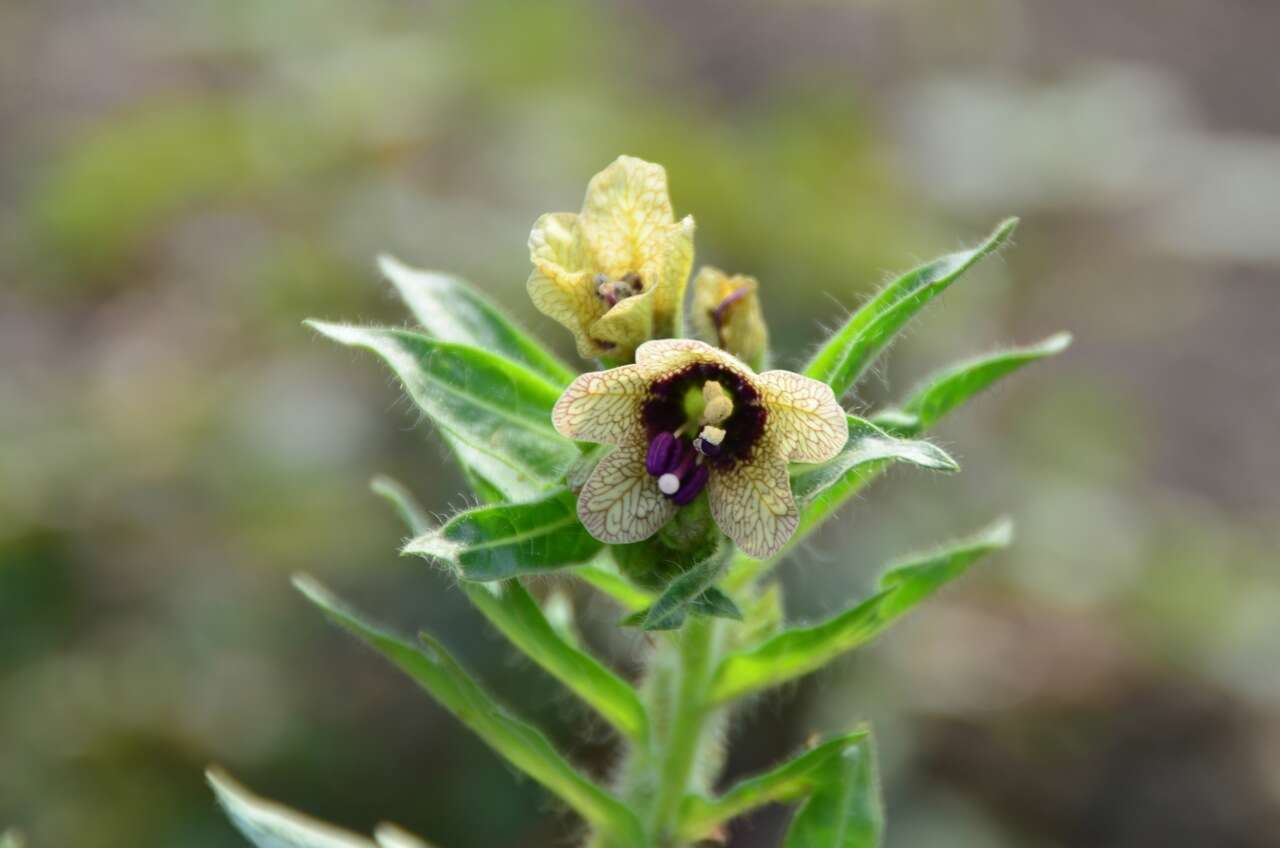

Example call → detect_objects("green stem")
652 620 709 828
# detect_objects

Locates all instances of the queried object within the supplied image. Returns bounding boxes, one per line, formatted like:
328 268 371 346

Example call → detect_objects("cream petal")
755 370 848 463
708 450 798 560
579 156 677 278
577 445 676 545
590 286 657 360
529 211 586 274
645 214 696 337
552 366 651 445
634 338 748 376
527 212 610 359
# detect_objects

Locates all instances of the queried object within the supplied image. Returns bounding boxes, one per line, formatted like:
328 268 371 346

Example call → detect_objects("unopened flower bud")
691 267 768 370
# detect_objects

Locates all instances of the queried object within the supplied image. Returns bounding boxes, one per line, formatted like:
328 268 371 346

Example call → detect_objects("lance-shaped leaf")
207 766 435 848
711 520 1012 704
873 332 1073 436
293 576 645 848
728 420 957 592
790 416 957 505
463 579 647 739
307 322 575 498
679 730 869 842
379 255 574 388
404 489 600 580
727 324 1059 592
374 477 646 741
804 218 1018 398
379 483 626 731
638 546 738 631
783 733 883 848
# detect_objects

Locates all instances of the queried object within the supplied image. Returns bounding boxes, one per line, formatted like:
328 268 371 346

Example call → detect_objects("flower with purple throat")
553 339 848 559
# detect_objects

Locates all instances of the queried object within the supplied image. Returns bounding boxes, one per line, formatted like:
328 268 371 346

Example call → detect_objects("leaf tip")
292 572 335 610
374 823 434 848
205 765 257 816
376 252 408 279
205 763 232 793
401 530 460 565
984 516 1016 548
992 216 1020 245
1041 331 1074 354
304 318 356 345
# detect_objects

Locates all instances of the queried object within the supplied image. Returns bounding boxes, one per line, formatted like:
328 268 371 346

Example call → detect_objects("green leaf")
403 489 600 580
738 582 785 647
783 733 883 848
541 589 580 647
307 322 575 500
460 580 647 740
725 417 957 592
370 475 432 534
372 825 434 848
687 587 743 622
379 255 575 388
207 766 436 848
679 730 869 841
790 415 957 505
711 520 1012 704
642 546 732 631
293 576 645 848
874 332 1072 436
804 218 1018 398
374 477 646 740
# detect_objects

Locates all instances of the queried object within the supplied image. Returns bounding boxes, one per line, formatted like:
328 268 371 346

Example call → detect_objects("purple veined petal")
672 464 710 506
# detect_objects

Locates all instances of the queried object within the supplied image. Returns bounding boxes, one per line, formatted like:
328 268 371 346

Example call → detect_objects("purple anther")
672 464 710 506
646 432 681 476
693 436 721 458
670 445 697 483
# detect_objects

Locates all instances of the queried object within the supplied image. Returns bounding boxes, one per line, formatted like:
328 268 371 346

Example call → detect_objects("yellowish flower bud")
690 267 768 370
527 156 695 362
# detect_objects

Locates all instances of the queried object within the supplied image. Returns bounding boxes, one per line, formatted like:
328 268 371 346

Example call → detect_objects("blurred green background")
3 1 1279 845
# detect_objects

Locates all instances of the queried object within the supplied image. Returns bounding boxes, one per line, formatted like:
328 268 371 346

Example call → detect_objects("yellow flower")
690 267 768 369
552 339 848 559
527 156 695 361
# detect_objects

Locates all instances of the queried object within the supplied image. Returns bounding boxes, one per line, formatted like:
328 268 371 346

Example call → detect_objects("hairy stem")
594 615 729 848
651 617 715 836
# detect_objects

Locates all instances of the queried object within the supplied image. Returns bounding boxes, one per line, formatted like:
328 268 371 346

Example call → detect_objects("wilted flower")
553 339 847 559
690 267 768 369
527 156 695 361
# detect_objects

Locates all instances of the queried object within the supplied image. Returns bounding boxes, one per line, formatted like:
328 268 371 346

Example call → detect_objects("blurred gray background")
2 1 1278 845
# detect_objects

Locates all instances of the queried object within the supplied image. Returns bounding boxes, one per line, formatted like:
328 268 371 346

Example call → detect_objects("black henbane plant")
208 156 1070 848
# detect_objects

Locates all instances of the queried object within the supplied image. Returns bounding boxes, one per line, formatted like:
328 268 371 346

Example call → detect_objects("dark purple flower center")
642 362 765 469
640 361 767 506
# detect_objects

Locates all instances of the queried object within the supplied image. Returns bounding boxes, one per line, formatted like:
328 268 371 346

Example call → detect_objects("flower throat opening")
641 362 768 504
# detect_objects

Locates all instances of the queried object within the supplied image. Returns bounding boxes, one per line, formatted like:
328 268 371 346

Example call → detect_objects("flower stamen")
647 430 710 504
646 432 685 476
701 380 734 425
595 272 644 308
693 424 725 458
